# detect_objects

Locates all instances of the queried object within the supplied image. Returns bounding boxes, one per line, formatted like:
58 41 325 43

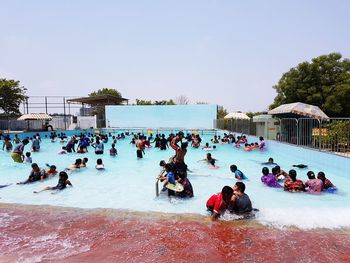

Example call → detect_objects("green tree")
270 53 350 117
217 105 228 119
88 88 122 98
135 99 176 105
0 78 27 117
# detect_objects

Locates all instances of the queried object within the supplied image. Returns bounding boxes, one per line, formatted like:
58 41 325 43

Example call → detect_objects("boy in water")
34 171 72 194
207 186 234 221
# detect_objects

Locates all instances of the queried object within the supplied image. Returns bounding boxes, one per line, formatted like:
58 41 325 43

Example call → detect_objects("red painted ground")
1 204 350 263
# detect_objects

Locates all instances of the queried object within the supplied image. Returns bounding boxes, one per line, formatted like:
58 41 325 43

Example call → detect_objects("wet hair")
75 159 82 165
213 145 216 149
235 182 246 193
209 159 215 166
274 165 281 173
178 131 184 137
164 163 173 171
206 153 212 157
111 143 115 148
221 186 233 199
22 139 29 145
50 165 56 170
25 152 31 157
83 157 88 163
259 136 264 141
307 171 315 179
230 164 237 172
59 171 68 180
181 142 188 149
97 159 103 165
268 157 274 163
289 169 297 181
262 167 269 176
31 163 38 168
159 160 166 167
271 167 278 175
317 171 326 181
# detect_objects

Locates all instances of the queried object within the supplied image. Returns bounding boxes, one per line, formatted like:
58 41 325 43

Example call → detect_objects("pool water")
0 130 350 229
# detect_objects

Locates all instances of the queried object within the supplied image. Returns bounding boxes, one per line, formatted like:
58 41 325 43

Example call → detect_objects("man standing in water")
170 132 188 175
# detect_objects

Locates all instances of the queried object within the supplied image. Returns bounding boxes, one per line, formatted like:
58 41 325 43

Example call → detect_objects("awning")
17 113 53 121
268 102 329 119
224 112 250 120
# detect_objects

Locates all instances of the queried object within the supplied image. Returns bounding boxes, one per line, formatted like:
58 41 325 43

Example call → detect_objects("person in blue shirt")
230 164 247 180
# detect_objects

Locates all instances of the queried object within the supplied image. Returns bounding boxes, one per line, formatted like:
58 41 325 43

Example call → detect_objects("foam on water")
0 130 350 230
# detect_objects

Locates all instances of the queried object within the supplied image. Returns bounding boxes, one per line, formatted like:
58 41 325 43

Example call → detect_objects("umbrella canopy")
224 112 250 120
268 102 329 119
17 113 52 121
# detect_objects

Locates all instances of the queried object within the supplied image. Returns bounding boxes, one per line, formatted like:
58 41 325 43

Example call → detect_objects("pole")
63 97 66 130
45 96 48 114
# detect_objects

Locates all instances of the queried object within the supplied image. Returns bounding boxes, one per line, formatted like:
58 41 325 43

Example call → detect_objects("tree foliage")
270 53 350 117
217 105 228 119
88 88 122 98
0 78 27 117
135 99 176 105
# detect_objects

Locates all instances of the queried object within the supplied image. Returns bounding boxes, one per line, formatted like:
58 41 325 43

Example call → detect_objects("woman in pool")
284 170 305 192
304 171 323 193
92 136 104 155
261 167 281 188
317 172 337 192
33 171 72 194
11 139 29 163
230 164 247 180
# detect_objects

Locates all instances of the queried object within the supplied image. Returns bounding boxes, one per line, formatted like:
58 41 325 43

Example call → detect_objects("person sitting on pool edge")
206 186 234 221
17 163 47 184
229 182 253 215
284 169 305 192
33 171 72 194
304 171 323 193
230 164 247 180
261 167 281 188
317 172 337 192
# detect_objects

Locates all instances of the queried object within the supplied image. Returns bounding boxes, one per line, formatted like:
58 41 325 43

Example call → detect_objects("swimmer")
58 146 67 154
45 164 58 177
95 159 105 170
17 163 47 184
317 172 336 191
261 167 281 188
202 143 212 150
305 171 323 193
261 157 278 166
230 164 247 180
229 182 253 215
65 159 82 172
292 164 308 169
33 171 72 194
198 153 218 168
284 170 305 192
110 143 117 156
81 157 88 168
23 152 32 164
206 186 233 221
273 165 288 181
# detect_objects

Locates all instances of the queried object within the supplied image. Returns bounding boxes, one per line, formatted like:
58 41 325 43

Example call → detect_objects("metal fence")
215 117 350 157
214 119 256 136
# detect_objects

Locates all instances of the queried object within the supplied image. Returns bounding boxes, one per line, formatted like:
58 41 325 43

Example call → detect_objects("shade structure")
224 112 250 120
268 102 329 119
17 113 52 121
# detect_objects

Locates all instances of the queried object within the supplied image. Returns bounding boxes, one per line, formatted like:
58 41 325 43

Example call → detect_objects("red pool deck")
1 204 350 263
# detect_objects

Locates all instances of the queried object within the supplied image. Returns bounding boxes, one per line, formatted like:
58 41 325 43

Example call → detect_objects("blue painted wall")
105 105 217 129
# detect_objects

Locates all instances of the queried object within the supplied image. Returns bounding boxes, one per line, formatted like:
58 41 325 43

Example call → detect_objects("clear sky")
1 0 350 113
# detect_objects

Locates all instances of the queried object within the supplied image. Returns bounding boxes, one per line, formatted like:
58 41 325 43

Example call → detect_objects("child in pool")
95 159 105 170
33 171 72 194
110 143 117 156
206 186 234 221
23 152 32 163
45 164 58 177
198 153 218 168
230 164 247 180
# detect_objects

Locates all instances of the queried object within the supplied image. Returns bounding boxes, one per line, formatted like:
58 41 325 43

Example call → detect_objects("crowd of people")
0 129 339 221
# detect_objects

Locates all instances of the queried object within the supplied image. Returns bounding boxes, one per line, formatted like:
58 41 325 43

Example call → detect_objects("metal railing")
215 117 350 157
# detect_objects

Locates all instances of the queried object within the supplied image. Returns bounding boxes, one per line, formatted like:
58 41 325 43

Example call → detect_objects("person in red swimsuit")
206 186 233 221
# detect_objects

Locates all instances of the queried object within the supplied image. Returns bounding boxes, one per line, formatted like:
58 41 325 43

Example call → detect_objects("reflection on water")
1 204 350 263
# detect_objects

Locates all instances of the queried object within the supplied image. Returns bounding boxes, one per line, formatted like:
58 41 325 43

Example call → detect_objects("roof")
66 95 129 105
268 102 329 119
17 113 52 121
253 114 274 122
224 112 250 120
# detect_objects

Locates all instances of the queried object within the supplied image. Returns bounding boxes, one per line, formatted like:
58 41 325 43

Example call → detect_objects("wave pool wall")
105 105 217 129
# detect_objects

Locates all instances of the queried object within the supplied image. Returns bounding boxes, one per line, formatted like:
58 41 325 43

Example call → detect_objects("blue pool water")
0 129 349 229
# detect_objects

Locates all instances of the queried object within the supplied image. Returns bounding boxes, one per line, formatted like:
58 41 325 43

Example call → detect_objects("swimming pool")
1 129 349 230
